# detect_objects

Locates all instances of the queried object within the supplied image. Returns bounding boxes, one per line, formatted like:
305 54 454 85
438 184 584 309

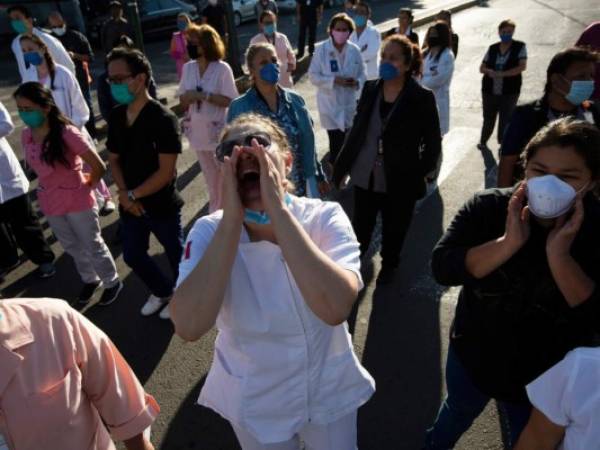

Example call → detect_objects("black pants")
298 15 317 57
327 129 346 164
480 92 519 145
0 194 54 269
353 186 416 269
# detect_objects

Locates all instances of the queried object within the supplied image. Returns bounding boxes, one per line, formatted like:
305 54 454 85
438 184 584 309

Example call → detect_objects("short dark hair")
355 2 371 16
107 47 152 87
524 117 600 180
498 19 516 31
398 8 413 22
545 47 598 95
7 5 32 17
259 10 277 23
329 13 355 33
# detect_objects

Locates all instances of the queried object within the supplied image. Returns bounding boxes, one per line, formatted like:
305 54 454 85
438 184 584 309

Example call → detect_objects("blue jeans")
120 210 184 298
424 345 531 449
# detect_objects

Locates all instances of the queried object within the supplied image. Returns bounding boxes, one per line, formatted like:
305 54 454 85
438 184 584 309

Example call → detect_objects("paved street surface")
1 0 599 448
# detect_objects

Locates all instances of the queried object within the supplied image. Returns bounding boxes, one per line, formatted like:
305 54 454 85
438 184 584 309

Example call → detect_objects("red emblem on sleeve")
184 241 192 260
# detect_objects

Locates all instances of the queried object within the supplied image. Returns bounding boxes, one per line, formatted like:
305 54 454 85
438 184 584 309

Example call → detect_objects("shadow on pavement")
160 375 241 450
358 189 446 450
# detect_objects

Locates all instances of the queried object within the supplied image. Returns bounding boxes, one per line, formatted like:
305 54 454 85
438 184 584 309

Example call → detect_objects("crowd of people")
1 1 600 449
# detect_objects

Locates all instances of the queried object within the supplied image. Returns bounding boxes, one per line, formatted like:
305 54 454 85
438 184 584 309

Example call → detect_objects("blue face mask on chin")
565 80 595 106
259 62 280 85
244 194 293 225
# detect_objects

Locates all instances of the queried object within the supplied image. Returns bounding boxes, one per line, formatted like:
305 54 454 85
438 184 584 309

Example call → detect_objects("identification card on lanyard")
377 90 404 158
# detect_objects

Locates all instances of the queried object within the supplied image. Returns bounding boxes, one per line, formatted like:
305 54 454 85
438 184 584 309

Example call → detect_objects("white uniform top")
349 25 381 81
421 48 454 136
12 28 75 82
527 347 600 450
0 102 29 204
309 38 366 131
177 196 375 444
23 64 90 129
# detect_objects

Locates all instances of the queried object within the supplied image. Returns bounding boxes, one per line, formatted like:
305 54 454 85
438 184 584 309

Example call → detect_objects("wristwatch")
127 190 136 202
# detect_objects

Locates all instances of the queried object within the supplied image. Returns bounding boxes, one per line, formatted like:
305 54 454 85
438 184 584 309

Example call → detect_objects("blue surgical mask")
264 23 276 35
259 62 280 85
110 83 135 105
24 51 43 66
177 21 188 31
565 80 594 106
354 15 367 28
244 194 293 225
11 19 28 34
379 62 399 81
500 32 513 43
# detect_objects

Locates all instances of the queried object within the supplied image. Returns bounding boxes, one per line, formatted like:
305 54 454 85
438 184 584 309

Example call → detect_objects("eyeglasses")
215 132 272 162
107 74 133 84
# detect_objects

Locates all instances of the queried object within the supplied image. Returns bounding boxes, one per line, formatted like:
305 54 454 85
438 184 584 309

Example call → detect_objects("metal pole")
223 0 243 77
125 0 145 53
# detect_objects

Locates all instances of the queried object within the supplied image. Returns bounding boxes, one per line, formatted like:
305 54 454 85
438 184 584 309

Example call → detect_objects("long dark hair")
20 34 57 89
14 82 73 168
424 21 453 62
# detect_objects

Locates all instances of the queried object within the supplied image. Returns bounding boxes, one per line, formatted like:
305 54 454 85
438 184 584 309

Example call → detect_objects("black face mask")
428 36 440 47
187 43 199 59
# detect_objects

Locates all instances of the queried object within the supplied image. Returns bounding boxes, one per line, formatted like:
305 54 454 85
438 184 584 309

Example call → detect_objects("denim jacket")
227 87 325 181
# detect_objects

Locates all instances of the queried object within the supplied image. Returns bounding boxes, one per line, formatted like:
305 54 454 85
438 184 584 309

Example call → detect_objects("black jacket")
433 188 600 403
383 27 419 46
332 78 441 199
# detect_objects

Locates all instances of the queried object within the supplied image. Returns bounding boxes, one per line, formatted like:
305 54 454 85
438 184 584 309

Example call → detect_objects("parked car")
232 0 257 26
87 0 199 46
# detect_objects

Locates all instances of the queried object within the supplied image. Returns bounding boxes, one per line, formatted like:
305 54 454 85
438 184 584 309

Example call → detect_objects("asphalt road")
1 0 599 448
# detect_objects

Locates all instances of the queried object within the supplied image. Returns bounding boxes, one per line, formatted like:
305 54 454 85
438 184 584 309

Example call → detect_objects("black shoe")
376 266 398 285
98 281 123 306
78 281 101 304
35 262 56 279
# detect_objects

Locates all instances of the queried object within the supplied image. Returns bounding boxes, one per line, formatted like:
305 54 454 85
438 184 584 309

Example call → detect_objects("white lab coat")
11 28 75 82
309 38 366 131
421 48 454 136
0 102 29 205
22 64 90 129
349 25 381 80
177 196 375 444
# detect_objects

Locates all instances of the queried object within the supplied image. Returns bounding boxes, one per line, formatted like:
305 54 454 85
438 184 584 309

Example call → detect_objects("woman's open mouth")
237 159 261 199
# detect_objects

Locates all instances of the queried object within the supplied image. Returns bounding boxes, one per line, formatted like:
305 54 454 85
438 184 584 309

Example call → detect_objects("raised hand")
503 182 530 252
547 196 584 258
220 146 244 224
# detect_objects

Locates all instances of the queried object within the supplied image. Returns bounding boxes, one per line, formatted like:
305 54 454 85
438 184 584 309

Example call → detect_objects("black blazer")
383 27 419 46
333 78 441 199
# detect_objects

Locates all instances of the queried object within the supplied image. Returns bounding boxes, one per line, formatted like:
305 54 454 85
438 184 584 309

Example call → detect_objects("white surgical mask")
52 26 66 36
526 175 583 219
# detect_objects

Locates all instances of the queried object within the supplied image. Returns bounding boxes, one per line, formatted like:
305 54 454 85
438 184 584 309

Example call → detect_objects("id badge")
330 60 339 73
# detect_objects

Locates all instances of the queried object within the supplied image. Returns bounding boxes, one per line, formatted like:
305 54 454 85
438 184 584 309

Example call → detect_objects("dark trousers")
81 81 98 139
480 93 519 145
353 186 416 269
0 194 55 269
327 129 346 164
120 210 184 298
424 345 531 449
297 15 317 57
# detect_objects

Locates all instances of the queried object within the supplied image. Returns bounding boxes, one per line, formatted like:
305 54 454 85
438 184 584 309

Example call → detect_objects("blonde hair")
185 23 225 61
328 12 355 33
245 42 277 72
221 113 291 156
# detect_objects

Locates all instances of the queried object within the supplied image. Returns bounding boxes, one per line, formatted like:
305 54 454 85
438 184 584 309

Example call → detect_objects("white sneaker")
141 294 169 316
158 304 171 320
101 199 116 214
